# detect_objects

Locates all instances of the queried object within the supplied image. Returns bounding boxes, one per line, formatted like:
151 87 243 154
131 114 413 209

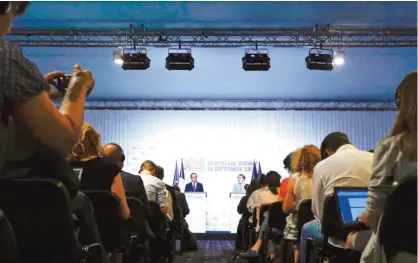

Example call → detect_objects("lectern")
229 193 246 233
185 192 207 233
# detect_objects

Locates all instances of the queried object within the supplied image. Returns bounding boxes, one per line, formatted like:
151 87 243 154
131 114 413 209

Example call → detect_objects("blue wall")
25 47 417 101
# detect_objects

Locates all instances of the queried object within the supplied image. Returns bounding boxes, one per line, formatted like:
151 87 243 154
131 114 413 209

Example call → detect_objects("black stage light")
121 48 151 70
165 48 194 71
305 48 334 71
242 49 270 71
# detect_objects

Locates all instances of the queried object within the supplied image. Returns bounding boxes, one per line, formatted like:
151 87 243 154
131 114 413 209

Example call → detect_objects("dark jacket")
237 195 250 215
174 191 190 216
120 170 150 215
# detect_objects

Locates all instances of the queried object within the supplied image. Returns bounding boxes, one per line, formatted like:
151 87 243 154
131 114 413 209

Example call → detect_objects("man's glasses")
0 2 29 17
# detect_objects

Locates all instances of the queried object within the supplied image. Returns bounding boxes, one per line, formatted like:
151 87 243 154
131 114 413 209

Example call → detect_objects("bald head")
103 143 124 168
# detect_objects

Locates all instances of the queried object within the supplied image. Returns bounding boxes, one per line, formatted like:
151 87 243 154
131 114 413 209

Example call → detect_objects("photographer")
0 2 95 174
0 4 109 261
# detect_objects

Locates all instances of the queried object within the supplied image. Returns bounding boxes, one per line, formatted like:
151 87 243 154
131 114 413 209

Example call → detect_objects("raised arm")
2 42 94 155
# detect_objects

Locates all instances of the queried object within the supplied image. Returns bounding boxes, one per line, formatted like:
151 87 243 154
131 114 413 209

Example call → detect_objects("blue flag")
172 161 179 186
178 160 186 191
251 161 258 181
257 162 262 178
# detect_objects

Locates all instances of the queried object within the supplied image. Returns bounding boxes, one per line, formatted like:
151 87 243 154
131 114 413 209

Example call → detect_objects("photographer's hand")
44 71 65 100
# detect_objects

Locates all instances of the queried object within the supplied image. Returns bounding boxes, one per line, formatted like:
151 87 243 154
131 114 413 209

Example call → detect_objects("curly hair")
69 123 102 161
291 144 322 177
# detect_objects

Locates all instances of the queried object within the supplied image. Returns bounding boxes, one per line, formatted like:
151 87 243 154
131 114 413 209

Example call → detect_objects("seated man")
138 161 170 263
155 166 176 220
299 132 373 263
102 143 150 217
173 186 190 217
173 186 198 252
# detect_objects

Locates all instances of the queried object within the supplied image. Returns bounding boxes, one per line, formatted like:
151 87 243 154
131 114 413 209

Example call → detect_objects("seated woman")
345 71 417 263
69 123 130 220
235 179 260 252
241 171 282 258
283 145 321 263
246 173 266 223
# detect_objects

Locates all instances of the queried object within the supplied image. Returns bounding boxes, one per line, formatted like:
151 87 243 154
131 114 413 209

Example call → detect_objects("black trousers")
235 216 248 251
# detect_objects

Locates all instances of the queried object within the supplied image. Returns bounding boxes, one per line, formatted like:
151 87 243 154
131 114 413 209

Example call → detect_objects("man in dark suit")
173 186 197 251
102 143 150 216
184 173 204 192
172 186 190 217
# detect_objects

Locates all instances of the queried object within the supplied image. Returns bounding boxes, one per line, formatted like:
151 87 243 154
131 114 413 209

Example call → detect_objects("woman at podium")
232 174 247 193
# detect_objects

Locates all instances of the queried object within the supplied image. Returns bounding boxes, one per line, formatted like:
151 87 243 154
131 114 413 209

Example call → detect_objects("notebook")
334 187 368 227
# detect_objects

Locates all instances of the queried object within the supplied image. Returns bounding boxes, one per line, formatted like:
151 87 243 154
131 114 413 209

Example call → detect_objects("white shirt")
139 173 167 207
312 144 373 247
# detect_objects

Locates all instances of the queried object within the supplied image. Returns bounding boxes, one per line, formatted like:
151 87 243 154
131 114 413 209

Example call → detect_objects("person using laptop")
345 71 417 263
299 132 373 263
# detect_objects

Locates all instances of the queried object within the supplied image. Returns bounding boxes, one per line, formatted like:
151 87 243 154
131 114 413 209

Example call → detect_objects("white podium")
185 192 208 233
229 193 246 233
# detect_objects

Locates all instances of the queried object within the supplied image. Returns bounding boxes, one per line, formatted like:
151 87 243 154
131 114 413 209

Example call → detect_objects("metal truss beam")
9 28 417 48
54 100 396 111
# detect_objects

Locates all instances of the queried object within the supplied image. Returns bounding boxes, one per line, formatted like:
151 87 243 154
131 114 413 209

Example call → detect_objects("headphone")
104 143 125 161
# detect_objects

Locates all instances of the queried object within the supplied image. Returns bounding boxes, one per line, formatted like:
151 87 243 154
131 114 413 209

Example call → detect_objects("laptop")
73 168 84 180
334 187 368 229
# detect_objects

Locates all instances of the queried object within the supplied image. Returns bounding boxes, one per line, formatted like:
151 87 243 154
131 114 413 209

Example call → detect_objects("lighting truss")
53 100 396 111
8 28 417 48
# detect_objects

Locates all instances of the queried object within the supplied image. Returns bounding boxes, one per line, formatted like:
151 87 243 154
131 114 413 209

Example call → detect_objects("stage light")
333 51 345 66
305 48 334 71
113 48 124 65
242 48 270 71
121 48 151 70
165 48 194 71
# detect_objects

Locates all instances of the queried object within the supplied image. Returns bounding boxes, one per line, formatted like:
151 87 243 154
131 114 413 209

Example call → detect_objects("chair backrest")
148 201 168 237
321 194 350 242
380 175 417 259
0 178 80 263
83 190 125 252
0 209 19 263
297 199 314 239
268 201 288 231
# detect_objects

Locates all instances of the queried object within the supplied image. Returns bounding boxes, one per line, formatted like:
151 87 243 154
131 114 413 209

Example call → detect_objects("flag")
257 162 263 178
178 160 186 192
172 161 179 186
251 161 258 181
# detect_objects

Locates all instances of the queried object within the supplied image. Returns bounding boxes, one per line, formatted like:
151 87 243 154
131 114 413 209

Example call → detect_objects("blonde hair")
291 144 322 177
139 160 157 175
69 123 102 161
391 71 417 161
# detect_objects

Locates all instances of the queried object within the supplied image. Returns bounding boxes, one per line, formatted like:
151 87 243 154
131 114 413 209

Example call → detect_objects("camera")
56 75 72 94
56 75 92 96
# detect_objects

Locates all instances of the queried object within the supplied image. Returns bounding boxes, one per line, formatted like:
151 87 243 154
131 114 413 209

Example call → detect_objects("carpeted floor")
175 240 235 262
